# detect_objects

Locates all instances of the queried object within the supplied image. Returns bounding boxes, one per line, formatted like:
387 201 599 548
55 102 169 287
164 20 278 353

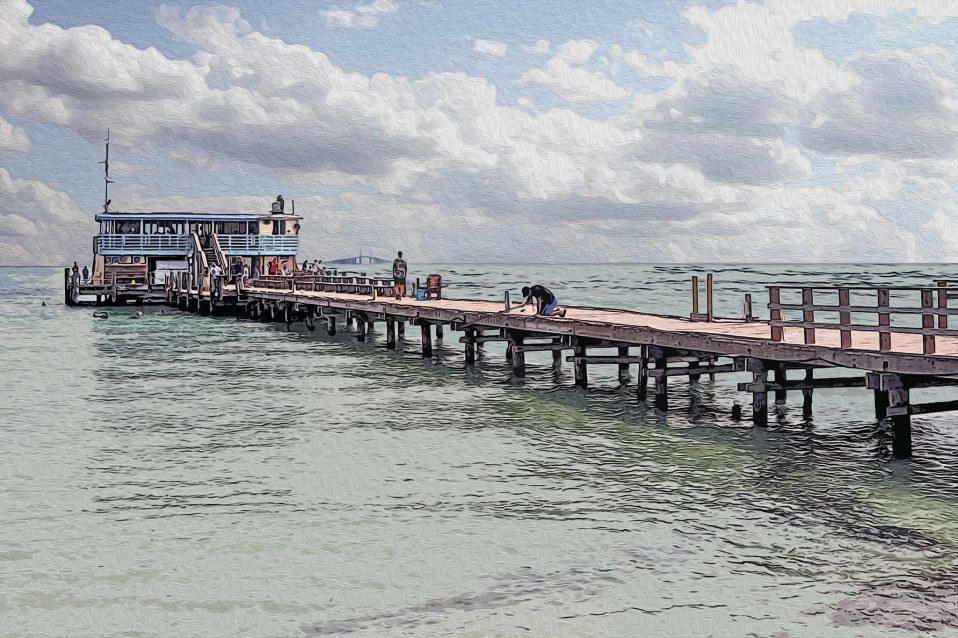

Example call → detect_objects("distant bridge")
325 254 391 265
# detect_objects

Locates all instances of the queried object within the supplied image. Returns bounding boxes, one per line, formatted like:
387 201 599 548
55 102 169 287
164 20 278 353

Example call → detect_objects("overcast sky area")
2 0 958 265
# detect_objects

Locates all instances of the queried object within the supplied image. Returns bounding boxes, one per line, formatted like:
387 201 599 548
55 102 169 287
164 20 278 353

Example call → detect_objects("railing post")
838 288 851 349
769 287 783 341
692 276 699 315
504 291 511 311
802 287 815 345
706 273 714 322
921 289 936 355
877 288 891 352
938 280 948 329
743 294 753 321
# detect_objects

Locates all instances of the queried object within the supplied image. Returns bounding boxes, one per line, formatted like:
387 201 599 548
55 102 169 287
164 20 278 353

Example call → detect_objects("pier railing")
767 285 958 354
250 274 397 296
95 234 191 255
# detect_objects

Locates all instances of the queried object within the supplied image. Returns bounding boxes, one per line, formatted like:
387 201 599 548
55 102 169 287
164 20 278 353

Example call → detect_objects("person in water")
516 285 567 317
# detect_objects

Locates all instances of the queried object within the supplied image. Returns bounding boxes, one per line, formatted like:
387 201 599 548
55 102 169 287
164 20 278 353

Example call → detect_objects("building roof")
95 211 303 222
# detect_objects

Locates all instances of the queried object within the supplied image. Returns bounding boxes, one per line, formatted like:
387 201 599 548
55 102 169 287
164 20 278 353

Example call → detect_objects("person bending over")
516 285 566 317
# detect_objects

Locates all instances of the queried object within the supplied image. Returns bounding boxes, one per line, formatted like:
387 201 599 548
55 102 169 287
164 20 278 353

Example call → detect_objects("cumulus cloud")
0 115 31 152
3 0 958 265
522 40 631 102
322 0 398 29
474 38 507 57
0 168 92 265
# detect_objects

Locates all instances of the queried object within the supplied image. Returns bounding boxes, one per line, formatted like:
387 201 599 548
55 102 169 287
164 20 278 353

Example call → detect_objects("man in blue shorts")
516 285 566 317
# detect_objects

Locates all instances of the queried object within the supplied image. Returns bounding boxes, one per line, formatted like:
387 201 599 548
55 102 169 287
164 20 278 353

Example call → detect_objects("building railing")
95 234 191 255
250 274 397 297
216 234 299 254
767 285 958 355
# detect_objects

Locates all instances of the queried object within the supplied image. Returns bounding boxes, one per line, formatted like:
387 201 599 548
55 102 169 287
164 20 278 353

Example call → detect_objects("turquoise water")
3 264 958 637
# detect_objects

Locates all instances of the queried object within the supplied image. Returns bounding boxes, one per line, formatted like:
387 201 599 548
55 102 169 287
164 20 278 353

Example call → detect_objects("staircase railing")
191 232 208 292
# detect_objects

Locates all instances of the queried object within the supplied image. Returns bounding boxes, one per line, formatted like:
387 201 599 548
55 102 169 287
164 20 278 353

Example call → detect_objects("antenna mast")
99 129 113 213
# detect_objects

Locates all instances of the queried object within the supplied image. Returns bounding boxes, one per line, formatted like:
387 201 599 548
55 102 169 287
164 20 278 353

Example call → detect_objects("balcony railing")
216 234 299 255
95 234 191 255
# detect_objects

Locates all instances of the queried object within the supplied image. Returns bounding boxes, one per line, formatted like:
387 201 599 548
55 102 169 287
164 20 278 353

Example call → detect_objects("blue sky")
2 0 958 264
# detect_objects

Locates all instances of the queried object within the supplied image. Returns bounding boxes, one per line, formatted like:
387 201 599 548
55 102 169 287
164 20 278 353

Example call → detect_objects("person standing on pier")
393 251 407 300
516 285 567 317
81 265 89 283
72 262 79 281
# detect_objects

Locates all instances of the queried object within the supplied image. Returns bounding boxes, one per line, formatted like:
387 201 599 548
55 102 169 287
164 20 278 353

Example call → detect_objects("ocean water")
3 264 958 638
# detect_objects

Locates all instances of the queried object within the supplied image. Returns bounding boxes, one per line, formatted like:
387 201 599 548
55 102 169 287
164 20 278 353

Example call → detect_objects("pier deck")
67 267 958 458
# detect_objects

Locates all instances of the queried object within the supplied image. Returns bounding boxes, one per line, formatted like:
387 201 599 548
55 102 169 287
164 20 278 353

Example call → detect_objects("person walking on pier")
393 251 408 300
516 285 566 317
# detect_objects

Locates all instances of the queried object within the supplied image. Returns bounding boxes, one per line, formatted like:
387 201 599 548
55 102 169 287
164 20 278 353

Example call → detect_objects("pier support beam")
435 324 443 343
356 318 367 343
464 328 476 365
386 317 396 350
773 366 787 405
508 330 525 378
397 321 405 341
750 360 769 426
573 341 588 389
637 346 649 402
421 322 433 358
868 373 912 459
617 347 630 386
652 348 668 411
802 369 814 417
552 338 563 368
326 316 337 336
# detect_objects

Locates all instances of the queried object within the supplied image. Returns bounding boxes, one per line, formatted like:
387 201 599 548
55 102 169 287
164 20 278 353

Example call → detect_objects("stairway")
202 245 219 269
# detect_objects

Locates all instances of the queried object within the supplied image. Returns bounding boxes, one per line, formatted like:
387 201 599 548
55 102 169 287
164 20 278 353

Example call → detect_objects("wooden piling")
421 322 433 357
654 353 669 411
326 316 337 336
435 324 443 343
552 338 563 368
573 341 588 389
802 368 814 417
692 276 699 315
706 273 714 323
637 345 649 402
397 321 405 340
750 359 768 426
386 317 396 350
509 330 525 378
617 347 630 386
464 328 476 365
773 366 787 405
356 318 367 342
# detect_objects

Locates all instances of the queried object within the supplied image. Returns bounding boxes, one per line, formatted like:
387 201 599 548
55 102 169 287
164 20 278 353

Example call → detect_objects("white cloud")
322 0 398 29
522 40 631 102
524 39 550 55
0 115 31 152
474 38 507 57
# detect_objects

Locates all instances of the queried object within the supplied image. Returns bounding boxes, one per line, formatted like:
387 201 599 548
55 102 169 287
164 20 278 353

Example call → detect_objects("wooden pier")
66 268 958 459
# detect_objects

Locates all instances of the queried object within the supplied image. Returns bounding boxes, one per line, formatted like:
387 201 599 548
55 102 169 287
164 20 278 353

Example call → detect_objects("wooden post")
305 311 315 331
773 366 787 405
421 322 432 358
617 347 630 386
769 287 783 341
386 317 396 350
509 330 525 378
885 375 911 459
346 312 354 329
751 360 768 426
921 289 936 355
802 288 815 345
435 324 443 342
552 338 563 368
654 353 669 411
744 294 753 321
838 288 852 349
802 369 814 417
504 291 511 311
688 360 701 384
637 345 649 402
692 276 699 315
878 288 891 352
397 321 405 340
573 341 588 389
326 316 337 336
706 273 714 322
464 328 476 365
937 280 948 329
356 318 366 343
63 268 73 306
